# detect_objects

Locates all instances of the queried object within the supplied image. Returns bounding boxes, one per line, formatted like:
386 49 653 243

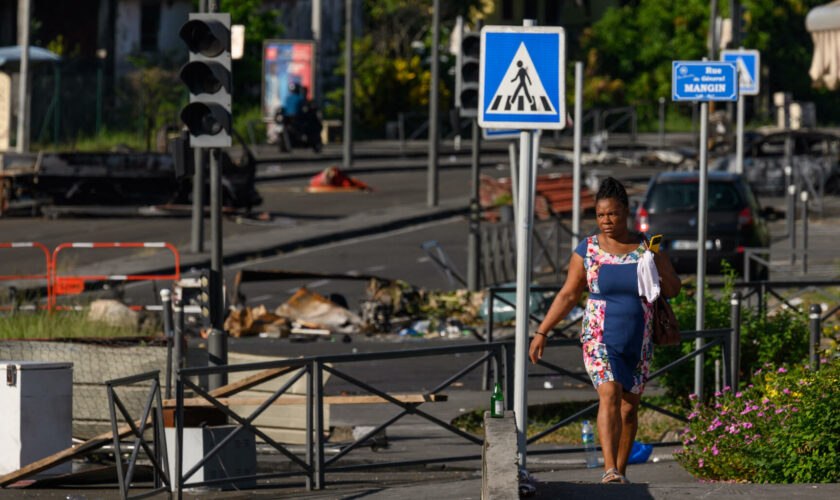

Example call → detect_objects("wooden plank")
0 418 149 488
207 366 296 399
163 393 447 408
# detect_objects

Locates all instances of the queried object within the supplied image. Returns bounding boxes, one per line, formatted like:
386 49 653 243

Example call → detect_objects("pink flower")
775 409 784 414
754 368 762 375
712 445 719 456
723 386 731 391
783 388 791 395
714 403 722 409
757 412 765 417
689 393 698 401
748 384 754 388
821 359 827 364
741 422 753 429
762 398 770 404
764 363 772 367
791 407 799 412
735 392 743 398
698 458 704 468
778 367 787 373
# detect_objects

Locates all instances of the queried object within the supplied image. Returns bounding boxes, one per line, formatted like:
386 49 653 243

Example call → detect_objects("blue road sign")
478 26 566 130
672 61 738 102
721 49 760 96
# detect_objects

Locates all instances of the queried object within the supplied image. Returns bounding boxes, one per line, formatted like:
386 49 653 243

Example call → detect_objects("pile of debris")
225 288 362 338
225 279 488 339
480 173 596 222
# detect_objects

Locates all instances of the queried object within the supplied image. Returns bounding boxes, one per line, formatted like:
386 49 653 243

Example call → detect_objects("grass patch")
452 398 687 445
0 310 154 340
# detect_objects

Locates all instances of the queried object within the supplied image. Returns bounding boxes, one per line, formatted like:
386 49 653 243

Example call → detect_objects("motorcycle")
273 101 323 153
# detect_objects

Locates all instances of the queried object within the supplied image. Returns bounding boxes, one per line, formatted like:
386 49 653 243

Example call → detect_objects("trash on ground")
224 305 290 338
275 287 363 334
307 166 373 192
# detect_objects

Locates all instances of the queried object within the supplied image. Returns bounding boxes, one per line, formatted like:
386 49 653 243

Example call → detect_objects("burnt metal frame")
105 370 171 500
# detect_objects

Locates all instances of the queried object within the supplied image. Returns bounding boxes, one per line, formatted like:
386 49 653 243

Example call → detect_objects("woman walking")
529 177 680 483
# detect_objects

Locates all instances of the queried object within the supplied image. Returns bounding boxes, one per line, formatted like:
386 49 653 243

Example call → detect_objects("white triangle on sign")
736 58 754 89
486 42 556 115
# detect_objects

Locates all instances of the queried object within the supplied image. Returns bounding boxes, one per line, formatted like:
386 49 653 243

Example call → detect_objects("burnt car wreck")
0 147 261 216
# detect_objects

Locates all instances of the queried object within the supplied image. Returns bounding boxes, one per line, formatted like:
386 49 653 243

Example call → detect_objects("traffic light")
199 271 211 320
456 29 480 118
178 13 232 148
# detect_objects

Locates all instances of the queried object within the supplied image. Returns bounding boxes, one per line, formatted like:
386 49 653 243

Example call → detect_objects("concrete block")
481 410 519 500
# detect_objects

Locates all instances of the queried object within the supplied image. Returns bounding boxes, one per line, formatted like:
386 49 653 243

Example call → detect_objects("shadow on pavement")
533 482 654 499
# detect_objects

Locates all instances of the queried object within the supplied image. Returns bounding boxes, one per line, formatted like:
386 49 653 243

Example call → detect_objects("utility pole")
15 0 31 153
427 0 440 207
343 0 354 169
312 0 322 105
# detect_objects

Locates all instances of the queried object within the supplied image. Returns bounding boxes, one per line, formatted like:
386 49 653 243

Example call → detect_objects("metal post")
160 289 174 399
311 0 322 105
735 72 745 174
53 65 60 148
208 149 227 390
695 101 710 398
572 62 583 249
96 61 103 135
809 304 821 371
16 0 31 153
514 129 534 468
785 133 796 264
313 361 325 489
191 149 205 253
691 102 698 151
342 0 354 169
708 0 719 60
305 363 314 490
714 359 721 394
658 97 665 148
174 301 184 373
508 141 518 221
801 190 808 274
730 291 741 390
468 119 481 291
427 0 440 207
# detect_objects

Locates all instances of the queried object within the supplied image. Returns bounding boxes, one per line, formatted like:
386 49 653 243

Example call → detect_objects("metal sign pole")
427 0 440 207
735 82 745 175
342 0 354 169
514 129 534 468
572 62 583 249
695 101 709 398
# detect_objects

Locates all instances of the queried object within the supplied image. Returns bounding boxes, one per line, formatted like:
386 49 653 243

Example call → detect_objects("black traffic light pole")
206 0 227 392
179 4 230 390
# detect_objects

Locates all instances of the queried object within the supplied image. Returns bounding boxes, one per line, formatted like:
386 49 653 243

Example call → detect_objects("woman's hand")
529 334 547 364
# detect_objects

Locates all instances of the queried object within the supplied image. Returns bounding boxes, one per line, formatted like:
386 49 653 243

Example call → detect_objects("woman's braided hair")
595 176 629 209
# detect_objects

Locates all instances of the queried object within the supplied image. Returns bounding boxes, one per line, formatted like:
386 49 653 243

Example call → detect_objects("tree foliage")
581 0 840 124
220 0 283 110
326 0 482 134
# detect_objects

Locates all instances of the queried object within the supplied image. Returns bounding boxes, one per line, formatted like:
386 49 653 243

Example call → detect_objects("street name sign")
672 61 738 102
478 26 566 130
721 49 760 96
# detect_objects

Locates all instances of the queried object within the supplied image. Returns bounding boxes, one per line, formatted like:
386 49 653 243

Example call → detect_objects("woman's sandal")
601 468 624 483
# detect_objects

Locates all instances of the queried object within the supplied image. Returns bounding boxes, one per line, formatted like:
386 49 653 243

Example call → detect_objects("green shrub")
654 265 809 405
676 358 840 483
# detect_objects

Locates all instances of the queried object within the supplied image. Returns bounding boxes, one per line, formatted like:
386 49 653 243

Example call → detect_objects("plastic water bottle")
490 383 504 418
581 420 599 468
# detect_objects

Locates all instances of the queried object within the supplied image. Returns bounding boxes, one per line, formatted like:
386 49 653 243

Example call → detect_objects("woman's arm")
529 253 588 364
654 248 681 299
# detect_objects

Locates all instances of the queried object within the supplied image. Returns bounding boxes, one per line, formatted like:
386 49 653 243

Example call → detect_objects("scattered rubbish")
628 441 653 464
275 288 363 334
224 305 290 338
307 166 373 192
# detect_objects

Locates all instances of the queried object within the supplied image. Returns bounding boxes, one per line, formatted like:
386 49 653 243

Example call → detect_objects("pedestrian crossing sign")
721 49 760 96
478 26 566 130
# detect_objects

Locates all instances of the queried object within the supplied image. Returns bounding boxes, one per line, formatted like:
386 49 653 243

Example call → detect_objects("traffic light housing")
178 13 232 148
199 271 211 321
456 29 480 118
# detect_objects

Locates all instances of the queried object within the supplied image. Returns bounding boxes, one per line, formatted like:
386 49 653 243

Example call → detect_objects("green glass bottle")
490 382 504 418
